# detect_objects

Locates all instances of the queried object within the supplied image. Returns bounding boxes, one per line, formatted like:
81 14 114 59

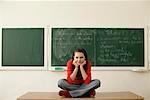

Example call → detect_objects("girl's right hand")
73 60 79 68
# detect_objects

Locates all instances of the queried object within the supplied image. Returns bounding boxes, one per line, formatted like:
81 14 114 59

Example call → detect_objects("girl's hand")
73 60 80 67
80 61 86 67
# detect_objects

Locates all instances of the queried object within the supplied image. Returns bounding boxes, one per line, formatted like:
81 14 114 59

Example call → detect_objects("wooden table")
17 91 144 100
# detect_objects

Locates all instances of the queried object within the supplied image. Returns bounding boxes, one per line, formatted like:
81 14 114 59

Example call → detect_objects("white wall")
148 5 150 100
0 1 150 100
1 1 149 26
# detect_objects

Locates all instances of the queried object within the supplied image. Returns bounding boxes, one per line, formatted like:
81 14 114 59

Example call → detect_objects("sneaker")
59 90 71 97
89 89 96 97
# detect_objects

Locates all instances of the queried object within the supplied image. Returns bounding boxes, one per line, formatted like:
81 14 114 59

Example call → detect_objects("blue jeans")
58 79 101 97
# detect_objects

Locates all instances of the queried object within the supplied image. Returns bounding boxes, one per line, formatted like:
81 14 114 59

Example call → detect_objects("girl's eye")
76 57 78 59
80 57 83 58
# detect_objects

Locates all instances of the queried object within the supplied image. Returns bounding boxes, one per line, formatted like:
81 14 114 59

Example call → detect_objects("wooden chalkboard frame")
0 26 48 70
50 27 148 71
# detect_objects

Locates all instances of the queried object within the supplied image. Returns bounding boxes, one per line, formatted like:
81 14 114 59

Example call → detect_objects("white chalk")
132 68 148 72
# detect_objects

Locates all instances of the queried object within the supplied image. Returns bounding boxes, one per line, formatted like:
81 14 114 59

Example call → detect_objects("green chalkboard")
51 28 144 67
2 28 44 66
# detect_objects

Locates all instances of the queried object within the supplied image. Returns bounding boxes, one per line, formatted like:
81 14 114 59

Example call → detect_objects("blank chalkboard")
51 28 144 67
2 28 44 66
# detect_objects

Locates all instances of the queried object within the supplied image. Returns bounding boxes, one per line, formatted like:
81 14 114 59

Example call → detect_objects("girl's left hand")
80 61 86 67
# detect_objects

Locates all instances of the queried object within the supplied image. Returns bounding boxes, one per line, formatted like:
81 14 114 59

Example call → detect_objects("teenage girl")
58 48 101 97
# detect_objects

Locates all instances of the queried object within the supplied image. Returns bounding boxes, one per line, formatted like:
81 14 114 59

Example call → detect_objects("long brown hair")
72 48 88 61
71 48 88 80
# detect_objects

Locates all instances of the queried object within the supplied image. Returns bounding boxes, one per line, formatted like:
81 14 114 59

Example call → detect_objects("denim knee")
93 79 101 88
58 79 65 88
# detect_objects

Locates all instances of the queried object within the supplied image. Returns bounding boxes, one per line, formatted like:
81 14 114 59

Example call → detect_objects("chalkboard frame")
50 27 148 70
148 25 150 71
0 27 48 70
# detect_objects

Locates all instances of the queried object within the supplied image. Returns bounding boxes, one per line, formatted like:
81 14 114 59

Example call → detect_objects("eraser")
55 67 64 71
50 67 65 71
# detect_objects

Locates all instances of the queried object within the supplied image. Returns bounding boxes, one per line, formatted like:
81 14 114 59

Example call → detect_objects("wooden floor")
17 91 144 100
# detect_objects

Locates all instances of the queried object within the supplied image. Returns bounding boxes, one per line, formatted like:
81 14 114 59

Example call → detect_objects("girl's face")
74 52 86 64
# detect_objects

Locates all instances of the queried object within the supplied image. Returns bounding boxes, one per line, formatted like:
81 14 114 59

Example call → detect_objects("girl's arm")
80 61 87 80
70 60 79 81
80 61 91 84
70 67 78 81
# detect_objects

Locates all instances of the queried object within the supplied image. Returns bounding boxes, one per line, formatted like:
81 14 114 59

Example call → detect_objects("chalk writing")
52 28 144 66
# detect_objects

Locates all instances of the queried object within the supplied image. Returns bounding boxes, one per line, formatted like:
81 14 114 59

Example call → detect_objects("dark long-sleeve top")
67 59 91 84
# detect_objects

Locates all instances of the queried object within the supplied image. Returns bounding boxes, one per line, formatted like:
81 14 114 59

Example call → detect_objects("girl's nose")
78 58 81 62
